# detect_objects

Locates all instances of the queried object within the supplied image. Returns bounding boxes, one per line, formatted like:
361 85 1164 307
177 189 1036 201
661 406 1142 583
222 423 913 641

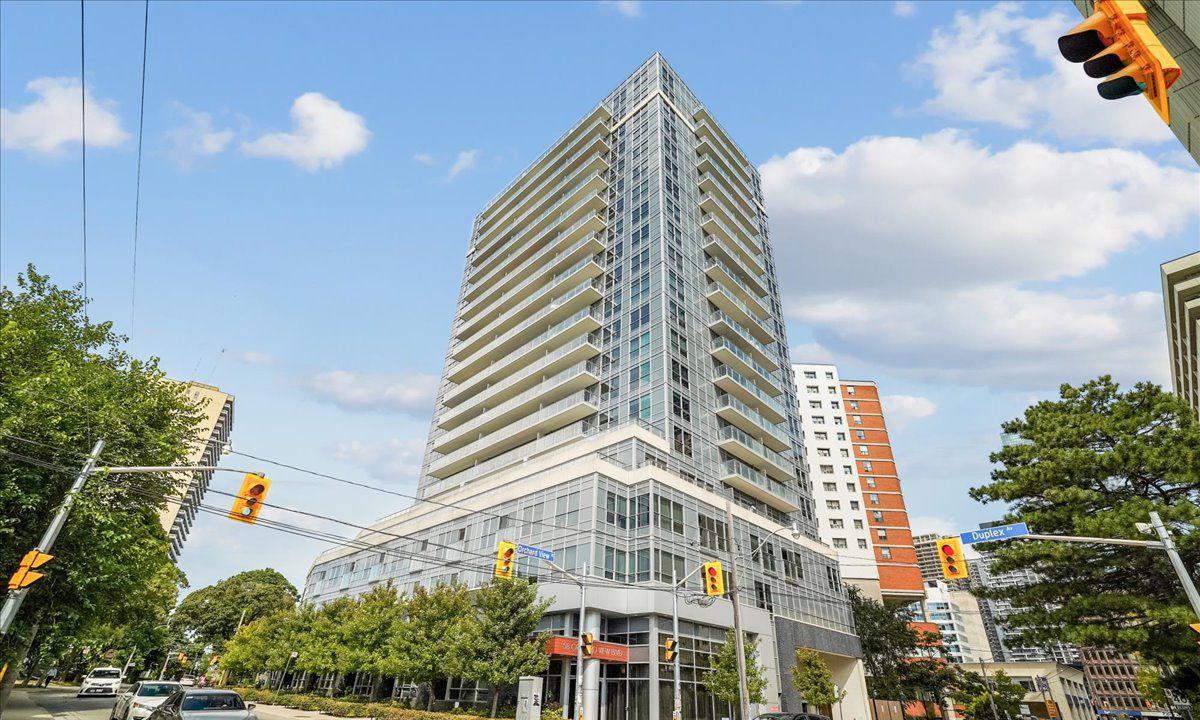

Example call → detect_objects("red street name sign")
545 636 629 663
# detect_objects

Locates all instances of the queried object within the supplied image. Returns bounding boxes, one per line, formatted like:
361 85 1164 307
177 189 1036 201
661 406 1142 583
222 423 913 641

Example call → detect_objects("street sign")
960 522 1029 545
518 544 555 562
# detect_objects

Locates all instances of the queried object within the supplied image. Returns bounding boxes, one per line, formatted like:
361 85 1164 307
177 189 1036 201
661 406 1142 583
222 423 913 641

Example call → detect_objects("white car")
77 666 123 698
111 681 181 720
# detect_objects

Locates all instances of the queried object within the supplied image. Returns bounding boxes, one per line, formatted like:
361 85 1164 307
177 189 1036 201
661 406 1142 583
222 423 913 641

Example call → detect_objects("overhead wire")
130 0 150 338
80 0 89 325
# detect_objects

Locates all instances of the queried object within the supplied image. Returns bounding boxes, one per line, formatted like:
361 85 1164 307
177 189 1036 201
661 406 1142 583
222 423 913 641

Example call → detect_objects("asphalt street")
6 687 334 720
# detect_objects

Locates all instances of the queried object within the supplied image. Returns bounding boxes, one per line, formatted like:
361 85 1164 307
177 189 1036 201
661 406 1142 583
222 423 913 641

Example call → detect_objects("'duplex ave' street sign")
960 522 1029 545
518 544 555 562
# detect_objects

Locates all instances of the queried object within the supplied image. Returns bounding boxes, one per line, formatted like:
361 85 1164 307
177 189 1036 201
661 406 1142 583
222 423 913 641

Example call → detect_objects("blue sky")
3 0 1197 591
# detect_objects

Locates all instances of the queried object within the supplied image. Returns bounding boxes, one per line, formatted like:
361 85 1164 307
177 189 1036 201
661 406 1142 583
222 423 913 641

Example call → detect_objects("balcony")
699 174 760 240
476 126 610 245
694 112 753 184
720 458 800 513
713 364 787 424
427 390 598 479
717 424 795 481
710 337 781 397
441 332 601 417
451 277 602 363
697 149 760 222
432 361 599 454
455 253 604 346
702 236 767 298
715 393 790 452
472 166 608 272
705 258 769 318
699 213 765 277
477 106 611 233
708 311 777 371
706 283 773 344
446 308 601 387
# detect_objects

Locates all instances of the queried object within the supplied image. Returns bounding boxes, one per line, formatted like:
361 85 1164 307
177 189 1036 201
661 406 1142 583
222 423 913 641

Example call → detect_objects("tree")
338 587 405 697
380 582 472 710
971 377 1200 698
173 569 298 651
295 596 358 694
792 648 845 709
2 267 202 712
950 669 1024 720
703 630 769 709
222 605 315 682
1134 663 1168 709
451 579 550 717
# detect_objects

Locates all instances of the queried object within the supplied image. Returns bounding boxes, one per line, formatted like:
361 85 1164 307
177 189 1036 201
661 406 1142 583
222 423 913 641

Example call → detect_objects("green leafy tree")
295 596 359 693
1134 663 1168 708
173 569 298 651
338 587 405 698
452 579 551 717
1 267 202 711
703 630 769 709
222 605 315 682
381 582 472 709
950 670 1024 720
792 648 845 709
971 377 1200 698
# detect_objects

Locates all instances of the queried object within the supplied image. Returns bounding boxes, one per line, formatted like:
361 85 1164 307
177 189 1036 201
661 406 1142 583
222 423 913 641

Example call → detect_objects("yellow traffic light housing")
494 540 516 579
581 632 595 657
663 637 677 663
6 550 53 590
937 537 968 580
229 473 270 524
701 561 725 597
1058 0 1181 122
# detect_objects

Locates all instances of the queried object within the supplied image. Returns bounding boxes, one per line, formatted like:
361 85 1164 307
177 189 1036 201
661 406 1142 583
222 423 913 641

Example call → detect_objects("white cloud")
789 342 835 364
233 350 276 366
893 0 917 18
1 76 129 155
330 437 425 482
241 92 370 171
879 394 937 428
913 3 1173 145
603 0 642 18
447 149 479 180
413 151 436 166
165 103 234 167
909 515 958 537
300 370 438 415
760 130 1197 389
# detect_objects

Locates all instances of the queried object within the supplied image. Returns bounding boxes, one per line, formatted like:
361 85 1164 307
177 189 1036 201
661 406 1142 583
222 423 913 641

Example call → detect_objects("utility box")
517 675 543 720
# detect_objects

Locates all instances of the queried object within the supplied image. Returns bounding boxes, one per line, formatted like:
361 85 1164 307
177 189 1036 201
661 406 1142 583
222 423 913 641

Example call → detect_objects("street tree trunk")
0 618 41 714
426 682 435 711
491 686 500 718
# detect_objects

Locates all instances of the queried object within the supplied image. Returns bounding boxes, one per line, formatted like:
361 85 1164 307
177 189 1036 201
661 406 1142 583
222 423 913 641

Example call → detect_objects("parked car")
146 689 258 720
755 714 832 720
111 681 182 720
78 667 124 698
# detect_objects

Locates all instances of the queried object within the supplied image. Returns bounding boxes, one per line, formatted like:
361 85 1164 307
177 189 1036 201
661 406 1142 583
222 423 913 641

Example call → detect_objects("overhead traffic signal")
1058 0 1181 122
663 637 677 663
494 541 516 579
6 550 53 590
937 537 968 580
581 632 595 657
701 561 725 597
229 473 271 524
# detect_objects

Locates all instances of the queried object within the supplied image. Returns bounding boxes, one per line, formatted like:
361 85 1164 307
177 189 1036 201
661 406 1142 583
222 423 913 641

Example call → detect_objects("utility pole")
724 500 752 720
978 660 1001 720
0 439 105 636
671 567 682 720
1147 512 1200 621
575 562 588 720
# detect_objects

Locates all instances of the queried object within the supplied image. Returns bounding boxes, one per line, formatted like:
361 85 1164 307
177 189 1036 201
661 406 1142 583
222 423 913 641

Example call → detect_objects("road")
6 687 335 720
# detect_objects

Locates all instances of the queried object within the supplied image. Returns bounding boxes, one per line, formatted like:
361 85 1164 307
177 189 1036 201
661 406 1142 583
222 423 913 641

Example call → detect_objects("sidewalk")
250 700 342 720
4 689 56 720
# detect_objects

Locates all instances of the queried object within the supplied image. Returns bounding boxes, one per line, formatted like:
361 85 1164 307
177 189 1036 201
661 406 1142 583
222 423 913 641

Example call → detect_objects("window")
840 449 849 458
782 549 803 580
843 465 853 475
671 391 691 421
880 548 893 559
629 394 652 420
656 495 684 534
825 372 834 379
812 416 825 425
869 493 880 505
852 415 863 424
806 385 819 394
754 581 773 611
820 464 834 474
826 500 841 510
630 331 651 360
814 431 827 440
876 529 888 540
865 477 877 488
823 482 836 491
836 432 846 441
858 539 869 549
804 371 816 379
670 359 690 389
672 426 693 456
605 491 628 529
655 549 687 584
829 518 844 529
872 510 883 521
831 401 840 410
698 515 728 551
850 500 860 510
862 460 873 471
629 303 650 332
855 430 866 440
845 483 856 492
629 361 651 389
853 519 864 529
817 448 831 457
809 400 822 409
847 386 857 395
850 400 859 409
828 386 837 394
832 538 848 549
629 273 650 305
834 417 843 426
603 546 627 582
670 329 688 358
859 445 869 455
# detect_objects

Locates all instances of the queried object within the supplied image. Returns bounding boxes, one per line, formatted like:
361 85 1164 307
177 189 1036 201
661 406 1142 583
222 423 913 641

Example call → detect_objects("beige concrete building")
957 661 1093 720
159 381 234 560
1162 251 1200 417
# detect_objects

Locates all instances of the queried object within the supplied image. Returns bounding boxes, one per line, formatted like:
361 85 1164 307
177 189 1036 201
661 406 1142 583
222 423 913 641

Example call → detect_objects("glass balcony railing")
697 147 761 222
705 257 769 315
720 457 800 512
694 115 754 183
699 212 766 275
708 310 778 370
713 364 787 421
699 173 760 237
451 278 602 363
710 337 781 396
706 283 773 343
715 393 790 451
717 424 795 479
447 307 601 385
462 223 603 315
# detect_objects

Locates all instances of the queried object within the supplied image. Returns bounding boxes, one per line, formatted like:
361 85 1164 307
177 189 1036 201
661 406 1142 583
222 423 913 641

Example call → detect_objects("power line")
130 0 149 338
80 0 89 324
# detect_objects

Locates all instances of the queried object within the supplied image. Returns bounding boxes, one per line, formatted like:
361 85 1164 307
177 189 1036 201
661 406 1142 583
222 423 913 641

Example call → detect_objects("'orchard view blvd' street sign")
960 522 1030 545
518 544 555 562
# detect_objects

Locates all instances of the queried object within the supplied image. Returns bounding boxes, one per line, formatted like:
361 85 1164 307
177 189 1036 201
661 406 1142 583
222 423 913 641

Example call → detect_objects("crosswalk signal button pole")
702 561 725 597
229 473 271 524
938 537 968 580
494 541 516 579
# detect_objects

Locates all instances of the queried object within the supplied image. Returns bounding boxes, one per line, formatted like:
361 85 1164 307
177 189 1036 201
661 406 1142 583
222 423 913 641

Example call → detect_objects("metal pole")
0 439 105 635
724 500 751 720
1148 512 1200 621
979 661 1000 720
672 568 681 720
575 562 587 720
158 650 171 681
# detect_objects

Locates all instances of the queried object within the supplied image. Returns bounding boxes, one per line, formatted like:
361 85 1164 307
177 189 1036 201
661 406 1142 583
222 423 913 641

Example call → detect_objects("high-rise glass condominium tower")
304 54 868 720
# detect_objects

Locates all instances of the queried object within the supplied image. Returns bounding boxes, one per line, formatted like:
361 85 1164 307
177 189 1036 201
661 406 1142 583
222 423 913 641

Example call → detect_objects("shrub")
232 688 494 720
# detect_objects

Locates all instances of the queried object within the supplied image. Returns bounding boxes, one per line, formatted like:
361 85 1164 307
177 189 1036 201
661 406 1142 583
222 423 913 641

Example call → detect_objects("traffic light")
6 550 53 590
581 632 595 657
663 637 677 663
701 561 725 597
494 540 516 579
229 473 270 524
177 652 187 663
1058 0 1181 122
937 537 968 580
